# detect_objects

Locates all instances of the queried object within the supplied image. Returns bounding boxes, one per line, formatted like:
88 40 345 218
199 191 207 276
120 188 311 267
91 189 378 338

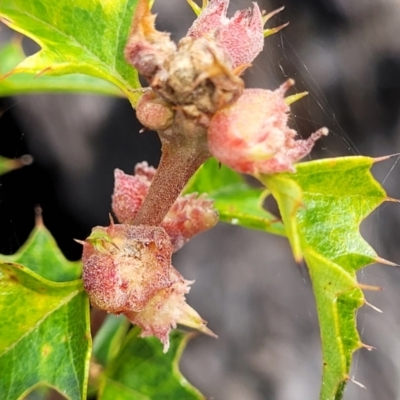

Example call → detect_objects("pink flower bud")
125 268 216 352
81 223 215 351
207 80 328 175
136 90 175 131
112 163 218 251
112 163 154 226
82 223 172 312
162 193 218 251
187 0 280 68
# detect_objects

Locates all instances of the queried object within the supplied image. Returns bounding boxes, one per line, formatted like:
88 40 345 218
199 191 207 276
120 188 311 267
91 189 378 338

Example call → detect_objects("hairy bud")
187 0 264 68
112 163 219 251
125 268 216 352
81 222 214 351
82 224 172 312
187 0 286 70
207 80 328 175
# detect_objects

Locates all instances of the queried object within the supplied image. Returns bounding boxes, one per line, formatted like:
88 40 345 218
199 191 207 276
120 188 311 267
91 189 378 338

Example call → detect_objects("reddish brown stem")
133 132 210 226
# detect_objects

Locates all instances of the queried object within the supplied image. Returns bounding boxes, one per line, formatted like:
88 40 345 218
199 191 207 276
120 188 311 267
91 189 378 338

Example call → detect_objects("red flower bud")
207 80 328 175
112 163 218 251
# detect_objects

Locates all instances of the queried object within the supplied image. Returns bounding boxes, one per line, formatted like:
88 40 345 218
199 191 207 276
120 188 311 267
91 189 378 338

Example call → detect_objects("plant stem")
133 129 210 226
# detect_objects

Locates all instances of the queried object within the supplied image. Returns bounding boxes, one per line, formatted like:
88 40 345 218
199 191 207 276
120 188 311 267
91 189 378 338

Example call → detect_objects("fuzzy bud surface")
125 268 215 352
207 80 328 175
187 0 265 68
81 222 215 351
82 224 172 312
112 162 218 251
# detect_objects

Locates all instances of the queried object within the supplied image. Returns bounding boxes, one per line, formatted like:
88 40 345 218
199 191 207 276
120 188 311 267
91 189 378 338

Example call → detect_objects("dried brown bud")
125 0 243 126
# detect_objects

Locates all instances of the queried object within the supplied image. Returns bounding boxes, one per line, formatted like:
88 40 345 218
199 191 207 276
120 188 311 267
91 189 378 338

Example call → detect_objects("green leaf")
185 157 286 236
0 41 123 97
261 156 388 400
0 216 81 282
0 262 91 400
93 314 130 367
99 328 205 400
0 0 142 106
0 154 32 176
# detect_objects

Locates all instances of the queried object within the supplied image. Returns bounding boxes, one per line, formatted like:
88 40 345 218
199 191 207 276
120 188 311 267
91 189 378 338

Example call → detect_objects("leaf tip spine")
34 206 44 226
375 256 399 267
364 300 383 313
373 153 400 163
384 196 400 203
360 342 376 352
357 283 383 291
349 377 367 390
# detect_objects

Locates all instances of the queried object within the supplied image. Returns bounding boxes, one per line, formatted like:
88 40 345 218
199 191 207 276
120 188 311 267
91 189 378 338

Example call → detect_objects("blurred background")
2 0 400 399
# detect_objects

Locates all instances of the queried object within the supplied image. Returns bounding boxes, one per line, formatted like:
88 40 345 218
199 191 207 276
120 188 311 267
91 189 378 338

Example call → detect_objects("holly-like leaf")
0 0 142 106
0 215 81 282
98 328 205 400
93 314 130 367
0 154 32 176
0 41 123 97
261 156 389 400
0 262 91 400
185 157 286 236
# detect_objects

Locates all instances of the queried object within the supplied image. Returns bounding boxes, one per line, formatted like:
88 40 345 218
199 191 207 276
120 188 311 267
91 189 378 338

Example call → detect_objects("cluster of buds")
81 221 216 352
126 0 328 176
81 162 218 350
82 0 329 349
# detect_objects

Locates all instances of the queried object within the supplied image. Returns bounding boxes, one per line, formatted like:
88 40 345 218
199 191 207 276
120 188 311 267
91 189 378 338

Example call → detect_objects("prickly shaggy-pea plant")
0 0 397 399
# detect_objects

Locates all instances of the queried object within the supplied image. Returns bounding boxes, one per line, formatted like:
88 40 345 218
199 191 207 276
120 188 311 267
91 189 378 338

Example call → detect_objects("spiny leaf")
0 214 81 282
0 154 32 176
0 262 91 400
93 314 130 367
98 328 205 400
185 157 286 236
0 41 123 97
0 0 142 106
261 156 388 400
